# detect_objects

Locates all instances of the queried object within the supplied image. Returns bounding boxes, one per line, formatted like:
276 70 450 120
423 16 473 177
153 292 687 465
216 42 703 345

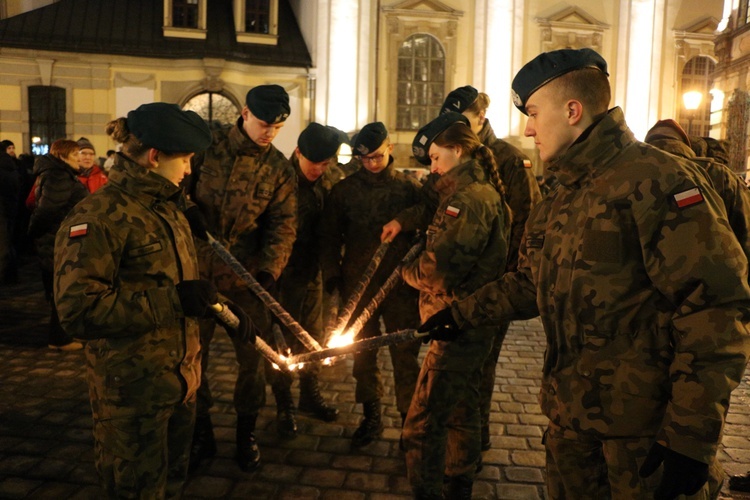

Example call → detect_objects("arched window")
396 34 445 131
28 86 65 156
679 56 715 137
182 92 240 128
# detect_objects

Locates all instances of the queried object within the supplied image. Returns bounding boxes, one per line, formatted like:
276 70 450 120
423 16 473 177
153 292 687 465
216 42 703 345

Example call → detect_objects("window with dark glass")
245 0 270 34
183 92 239 127
397 34 445 131
172 0 199 28
28 86 65 156
679 56 716 137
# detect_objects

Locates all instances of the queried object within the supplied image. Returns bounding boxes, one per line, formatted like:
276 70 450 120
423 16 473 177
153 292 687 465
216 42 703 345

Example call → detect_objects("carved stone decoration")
535 6 609 53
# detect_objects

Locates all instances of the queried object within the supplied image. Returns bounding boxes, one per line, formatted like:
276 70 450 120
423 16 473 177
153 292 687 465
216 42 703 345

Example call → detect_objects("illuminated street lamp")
683 90 703 135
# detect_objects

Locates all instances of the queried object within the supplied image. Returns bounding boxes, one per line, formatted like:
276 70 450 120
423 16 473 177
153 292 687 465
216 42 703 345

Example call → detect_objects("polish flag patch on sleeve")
523 159 532 168
69 223 89 238
445 205 461 218
673 187 704 209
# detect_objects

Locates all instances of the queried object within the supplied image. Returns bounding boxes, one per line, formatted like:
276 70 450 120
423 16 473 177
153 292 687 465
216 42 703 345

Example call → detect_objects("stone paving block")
496 482 544 499
492 435 529 450
505 466 544 483
228 478 278 498
344 471 390 491
184 476 235 498
287 450 334 467
512 450 546 467
321 490 366 500
331 454 373 471
483 449 512 466
299 467 347 488
507 424 543 437
257 463 303 483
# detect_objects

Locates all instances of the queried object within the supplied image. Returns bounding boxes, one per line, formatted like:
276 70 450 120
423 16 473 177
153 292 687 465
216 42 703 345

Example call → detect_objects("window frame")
28 85 66 156
163 0 207 40
395 33 446 132
234 0 278 46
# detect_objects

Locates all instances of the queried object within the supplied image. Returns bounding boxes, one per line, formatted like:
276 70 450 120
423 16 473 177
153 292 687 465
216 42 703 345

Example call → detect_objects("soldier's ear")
566 100 584 125
147 148 160 168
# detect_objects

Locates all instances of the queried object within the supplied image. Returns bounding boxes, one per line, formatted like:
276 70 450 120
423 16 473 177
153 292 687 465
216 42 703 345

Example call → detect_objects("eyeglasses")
361 153 386 164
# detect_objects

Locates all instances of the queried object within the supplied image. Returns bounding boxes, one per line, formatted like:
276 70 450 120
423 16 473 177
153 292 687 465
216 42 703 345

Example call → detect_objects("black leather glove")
183 205 208 241
324 276 343 295
219 301 256 344
418 308 461 343
256 271 276 295
638 443 708 499
176 279 218 318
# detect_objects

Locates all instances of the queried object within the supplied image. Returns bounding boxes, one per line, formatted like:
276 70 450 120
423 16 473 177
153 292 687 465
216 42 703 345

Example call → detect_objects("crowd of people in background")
3 46 750 500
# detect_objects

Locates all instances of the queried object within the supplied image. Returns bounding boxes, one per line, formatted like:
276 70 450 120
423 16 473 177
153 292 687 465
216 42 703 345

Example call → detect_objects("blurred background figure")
0 139 20 284
76 137 107 192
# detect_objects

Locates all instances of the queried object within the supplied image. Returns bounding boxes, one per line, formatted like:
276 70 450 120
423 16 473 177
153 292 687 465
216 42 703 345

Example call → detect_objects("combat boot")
444 476 473 500
188 414 217 473
351 400 383 447
236 414 261 471
273 385 298 439
298 373 339 422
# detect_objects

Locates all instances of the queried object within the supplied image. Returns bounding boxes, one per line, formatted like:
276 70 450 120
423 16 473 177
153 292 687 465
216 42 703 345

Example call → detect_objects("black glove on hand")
176 279 218 318
183 205 208 241
638 443 708 499
324 277 343 295
219 301 256 344
256 271 276 295
418 308 461 343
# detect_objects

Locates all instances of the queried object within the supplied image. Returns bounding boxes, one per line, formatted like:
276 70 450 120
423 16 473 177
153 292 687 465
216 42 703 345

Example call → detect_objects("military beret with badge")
411 112 470 166
127 102 212 153
298 122 343 162
352 122 388 156
440 85 479 115
511 48 608 115
246 84 291 124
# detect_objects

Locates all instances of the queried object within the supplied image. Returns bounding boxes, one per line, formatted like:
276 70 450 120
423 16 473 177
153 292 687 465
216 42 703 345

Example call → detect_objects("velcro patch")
69 223 88 238
674 187 704 209
445 205 461 218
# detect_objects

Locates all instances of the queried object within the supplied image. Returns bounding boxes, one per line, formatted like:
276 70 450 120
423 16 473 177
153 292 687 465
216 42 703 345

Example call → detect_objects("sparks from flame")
327 328 356 348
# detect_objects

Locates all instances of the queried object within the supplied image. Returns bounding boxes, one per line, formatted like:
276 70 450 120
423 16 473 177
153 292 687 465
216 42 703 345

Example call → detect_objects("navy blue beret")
440 86 478 114
511 48 608 115
352 122 388 156
246 84 290 124
411 112 470 166
298 122 343 162
127 102 212 153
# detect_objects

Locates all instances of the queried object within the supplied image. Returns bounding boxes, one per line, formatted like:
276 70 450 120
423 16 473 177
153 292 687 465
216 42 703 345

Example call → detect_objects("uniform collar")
108 153 184 204
435 159 487 198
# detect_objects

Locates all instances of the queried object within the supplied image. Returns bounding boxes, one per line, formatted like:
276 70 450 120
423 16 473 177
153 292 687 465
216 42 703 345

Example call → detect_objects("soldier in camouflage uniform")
54 103 252 498
320 121 422 447
273 122 344 423
401 112 510 499
186 85 297 472
421 48 750 499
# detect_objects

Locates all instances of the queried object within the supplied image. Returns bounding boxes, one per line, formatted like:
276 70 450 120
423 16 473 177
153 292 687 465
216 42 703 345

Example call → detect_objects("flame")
327 329 356 348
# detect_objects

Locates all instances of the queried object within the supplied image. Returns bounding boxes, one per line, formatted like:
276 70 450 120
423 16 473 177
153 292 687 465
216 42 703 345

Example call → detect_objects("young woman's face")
428 143 461 176
152 152 194 186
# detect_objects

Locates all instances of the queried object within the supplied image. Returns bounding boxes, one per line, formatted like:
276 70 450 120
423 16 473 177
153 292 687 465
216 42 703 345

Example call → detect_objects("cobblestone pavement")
2 258 750 499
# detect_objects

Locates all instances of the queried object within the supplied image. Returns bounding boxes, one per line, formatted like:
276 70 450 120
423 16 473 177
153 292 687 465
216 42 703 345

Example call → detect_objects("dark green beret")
352 122 388 156
298 122 342 162
127 102 212 153
326 126 351 146
511 48 608 115
411 112 469 166
440 85 478 114
246 84 290 124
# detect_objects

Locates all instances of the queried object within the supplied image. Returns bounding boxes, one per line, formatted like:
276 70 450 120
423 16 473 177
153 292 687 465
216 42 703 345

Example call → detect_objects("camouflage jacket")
453 107 750 463
189 119 297 284
320 160 421 295
477 119 542 271
54 155 201 413
282 154 335 283
402 160 508 322
29 154 88 270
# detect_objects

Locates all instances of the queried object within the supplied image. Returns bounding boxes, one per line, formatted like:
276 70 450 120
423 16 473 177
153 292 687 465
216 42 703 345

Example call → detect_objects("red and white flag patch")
445 205 461 218
523 159 532 168
674 188 704 209
69 223 88 238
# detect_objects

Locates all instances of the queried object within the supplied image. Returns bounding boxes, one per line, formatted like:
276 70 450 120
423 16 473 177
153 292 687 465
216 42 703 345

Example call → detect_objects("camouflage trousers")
544 422 723 499
351 288 421 414
196 287 273 418
403 326 494 497
92 396 195 499
479 321 511 431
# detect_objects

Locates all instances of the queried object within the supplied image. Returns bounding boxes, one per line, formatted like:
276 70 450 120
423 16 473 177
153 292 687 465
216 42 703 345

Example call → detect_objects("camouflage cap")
127 102 212 153
246 84 291 124
298 122 342 162
352 122 388 156
644 119 690 147
411 112 470 166
511 48 608 115
440 85 479 115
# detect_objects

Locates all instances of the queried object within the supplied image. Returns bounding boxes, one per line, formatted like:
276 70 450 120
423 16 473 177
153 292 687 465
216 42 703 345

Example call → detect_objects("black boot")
189 415 217 473
481 422 491 451
445 476 473 500
730 472 750 492
273 385 298 439
298 374 339 422
351 400 383 447
236 414 261 471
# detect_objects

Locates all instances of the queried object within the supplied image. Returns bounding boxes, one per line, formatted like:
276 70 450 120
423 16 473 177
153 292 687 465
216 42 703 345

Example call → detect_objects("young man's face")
5 145 15 158
523 84 577 163
295 149 332 182
359 142 393 174
241 107 285 147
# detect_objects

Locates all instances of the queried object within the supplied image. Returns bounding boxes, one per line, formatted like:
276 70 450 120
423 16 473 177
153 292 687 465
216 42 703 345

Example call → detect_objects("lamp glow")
683 91 703 111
